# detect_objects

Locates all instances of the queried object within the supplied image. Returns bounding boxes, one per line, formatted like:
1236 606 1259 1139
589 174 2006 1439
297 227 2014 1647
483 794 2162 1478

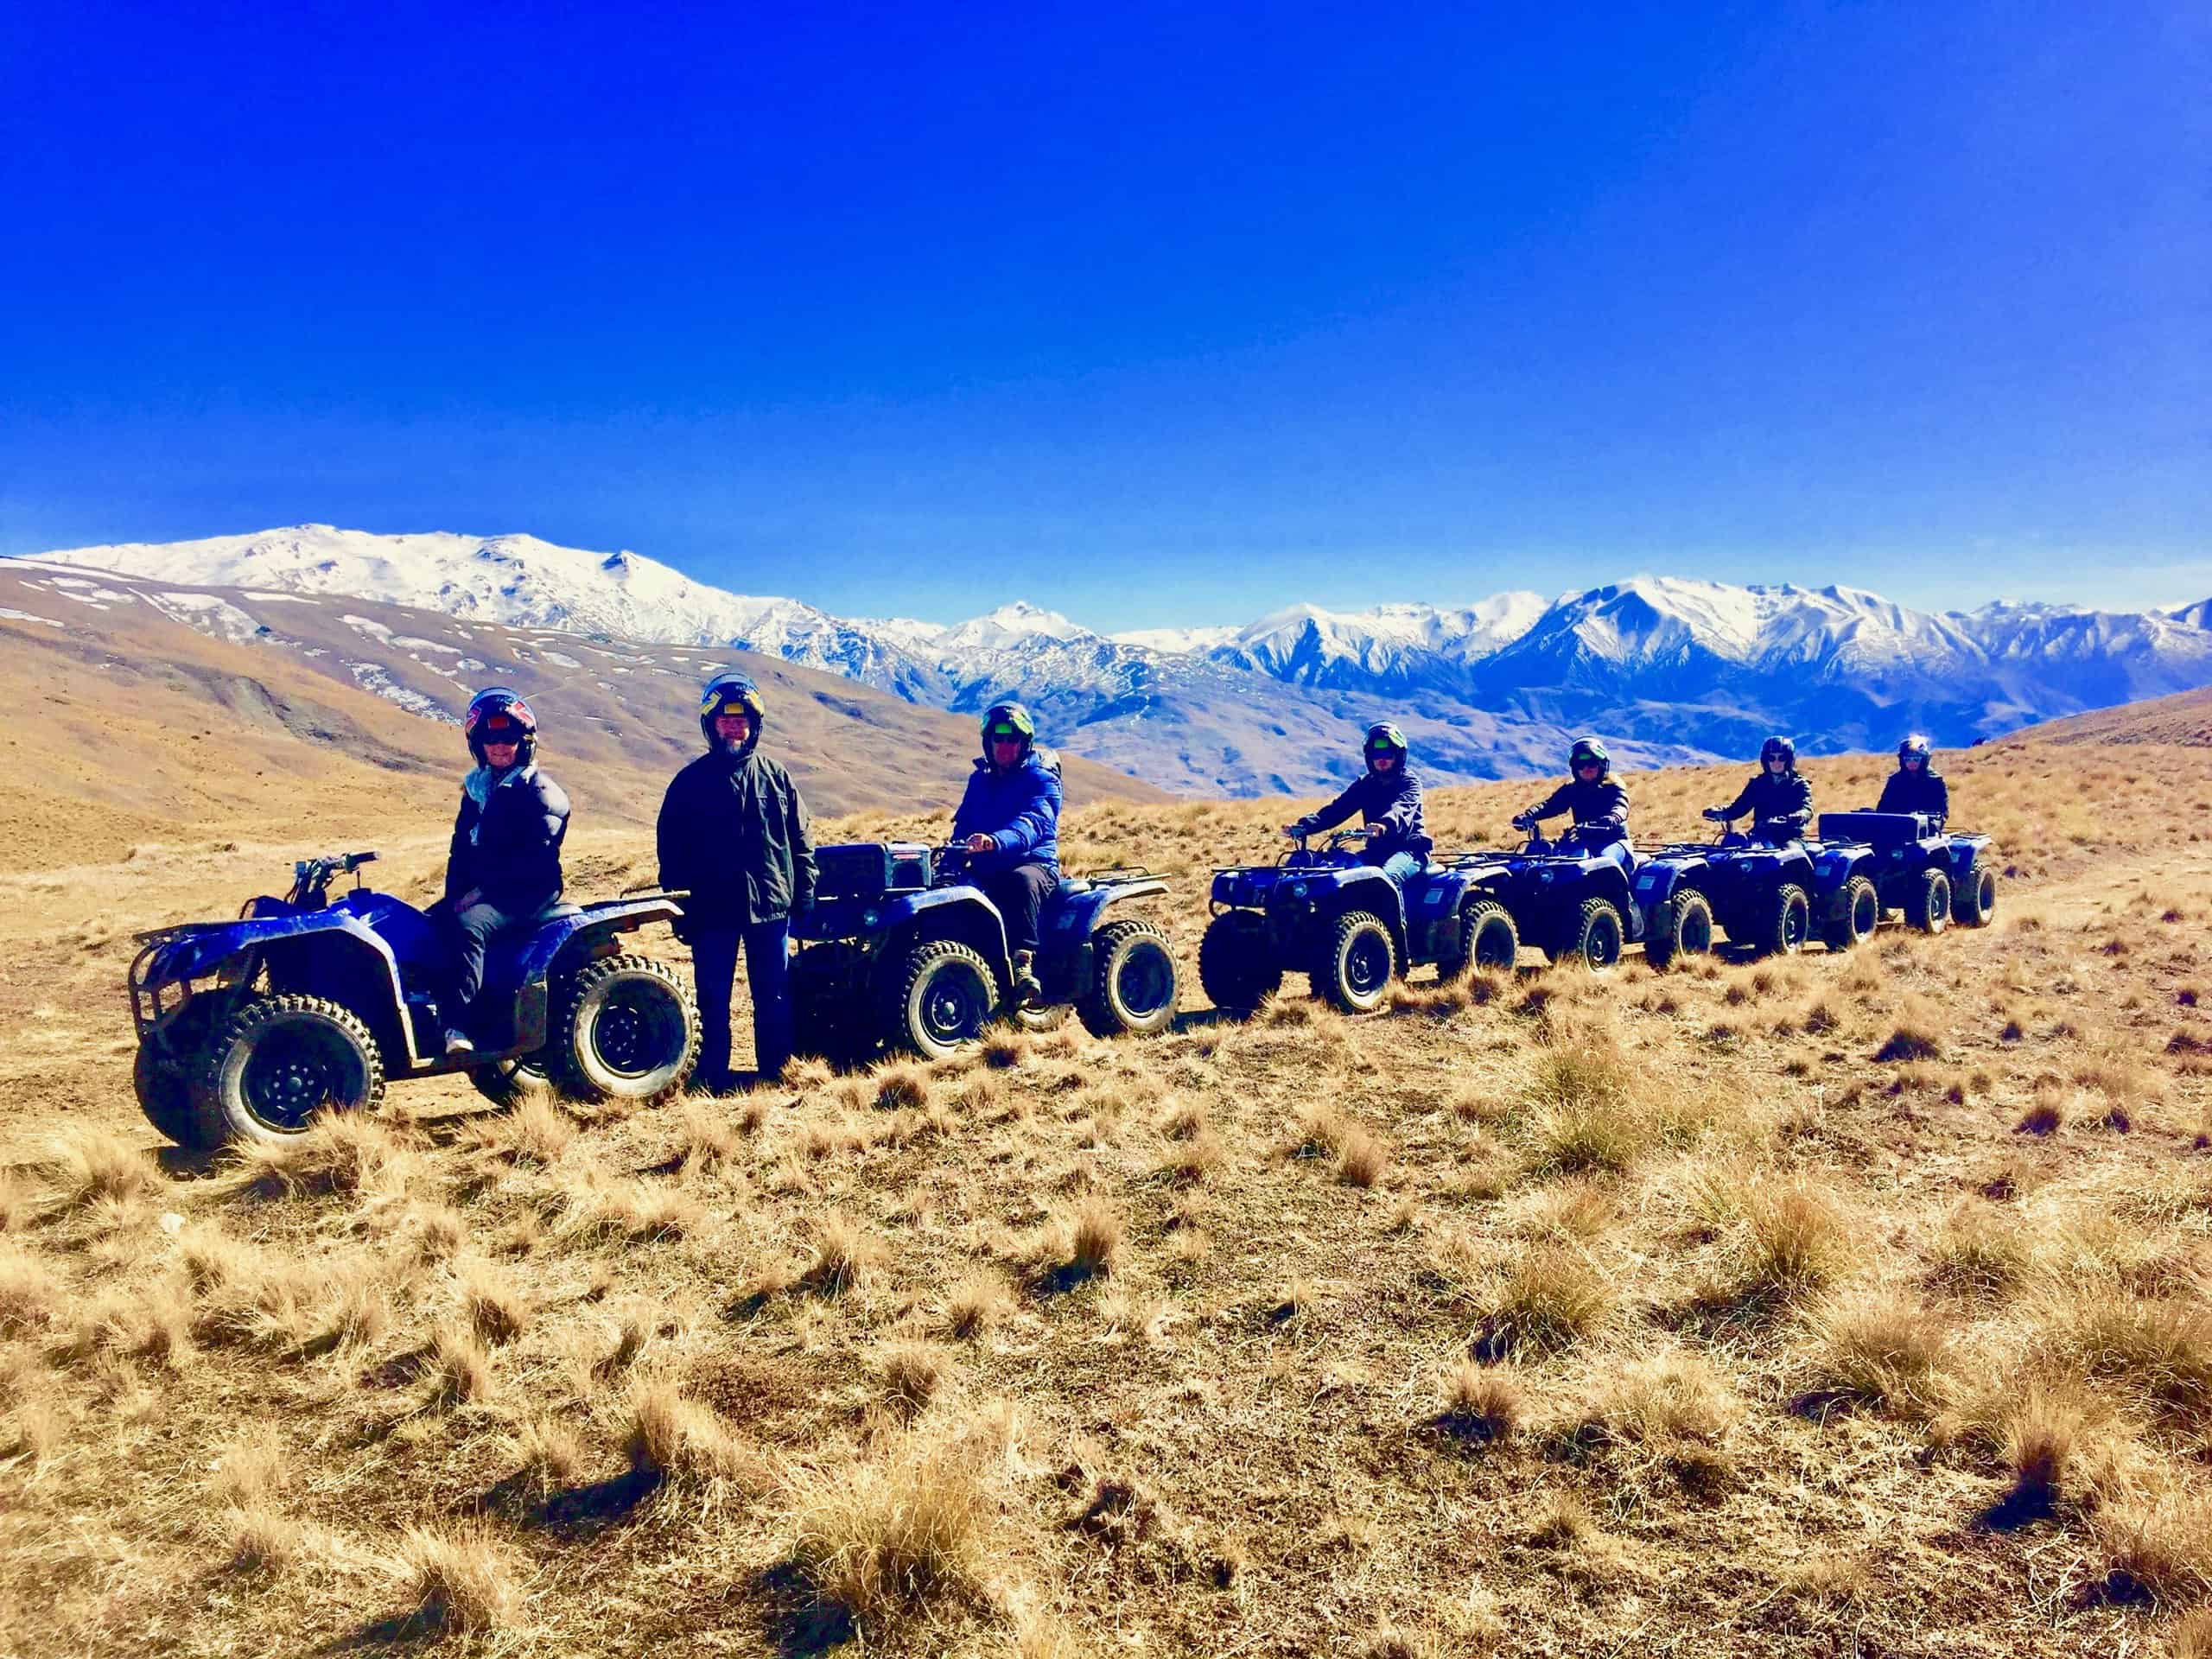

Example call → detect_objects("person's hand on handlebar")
1359 822 1387 838
1702 806 1730 823
1512 811 1538 832
1281 824 1306 841
963 833 996 855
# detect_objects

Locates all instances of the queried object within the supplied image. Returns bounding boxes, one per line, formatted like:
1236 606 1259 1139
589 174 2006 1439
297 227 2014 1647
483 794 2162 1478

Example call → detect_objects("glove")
1702 807 1728 822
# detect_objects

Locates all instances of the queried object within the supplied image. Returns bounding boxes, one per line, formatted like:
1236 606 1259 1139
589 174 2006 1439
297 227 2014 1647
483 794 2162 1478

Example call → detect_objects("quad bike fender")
130 909 410 1057
1630 859 1700 909
1040 877 1168 1002
1808 843 1875 906
1941 836 1992 880
1404 867 1491 963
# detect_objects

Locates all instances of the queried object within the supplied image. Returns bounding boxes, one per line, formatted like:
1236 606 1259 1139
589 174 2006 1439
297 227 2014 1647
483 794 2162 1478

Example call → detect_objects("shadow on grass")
753 1561 857 1656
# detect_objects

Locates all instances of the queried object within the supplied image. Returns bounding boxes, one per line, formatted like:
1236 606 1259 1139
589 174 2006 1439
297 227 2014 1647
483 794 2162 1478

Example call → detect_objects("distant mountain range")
28 524 2212 795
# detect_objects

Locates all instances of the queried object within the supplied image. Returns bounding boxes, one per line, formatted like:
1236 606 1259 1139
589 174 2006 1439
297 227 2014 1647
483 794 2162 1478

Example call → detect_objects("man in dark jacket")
1283 723 1432 887
1876 734 1950 824
1515 735 1632 866
439 688 570 1054
1706 735 1814 843
949 701 1060 1005
658 673 817 1090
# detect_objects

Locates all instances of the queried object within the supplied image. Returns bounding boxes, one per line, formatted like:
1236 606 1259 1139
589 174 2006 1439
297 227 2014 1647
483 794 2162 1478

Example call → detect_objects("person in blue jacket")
950 702 1061 1005
1283 723 1432 888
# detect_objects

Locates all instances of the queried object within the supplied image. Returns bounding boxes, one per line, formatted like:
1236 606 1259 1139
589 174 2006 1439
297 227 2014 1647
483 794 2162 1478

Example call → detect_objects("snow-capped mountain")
27 527 2212 795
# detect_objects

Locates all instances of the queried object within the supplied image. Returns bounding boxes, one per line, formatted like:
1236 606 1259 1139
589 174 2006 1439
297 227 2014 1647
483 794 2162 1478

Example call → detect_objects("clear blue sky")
1 1 2204 628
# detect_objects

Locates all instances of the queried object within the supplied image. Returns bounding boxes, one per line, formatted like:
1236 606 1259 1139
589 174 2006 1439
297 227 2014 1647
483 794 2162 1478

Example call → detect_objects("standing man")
950 701 1061 1007
658 672 816 1092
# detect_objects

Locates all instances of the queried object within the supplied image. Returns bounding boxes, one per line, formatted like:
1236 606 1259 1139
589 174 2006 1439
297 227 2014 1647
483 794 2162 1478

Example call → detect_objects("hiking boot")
1012 950 1043 1007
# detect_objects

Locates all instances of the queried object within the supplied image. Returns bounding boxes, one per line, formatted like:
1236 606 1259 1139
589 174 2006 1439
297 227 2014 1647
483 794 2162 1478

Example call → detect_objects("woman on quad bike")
1281 722 1432 889
1877 734 1949 826
1515 737 1632 867
437 688 570 1053
1705 734 1814 844
949 702 1061 1007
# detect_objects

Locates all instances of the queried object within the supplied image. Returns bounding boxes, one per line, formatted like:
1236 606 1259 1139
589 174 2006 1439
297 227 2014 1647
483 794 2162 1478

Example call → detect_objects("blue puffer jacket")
950 752 1061 875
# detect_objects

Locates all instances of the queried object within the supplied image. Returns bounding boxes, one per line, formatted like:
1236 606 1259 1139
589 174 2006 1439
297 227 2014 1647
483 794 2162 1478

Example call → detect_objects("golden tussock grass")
394 1522 524 1635
1802 1287 1953 1418
622 1380 757 1486
1475 1243 1617 1358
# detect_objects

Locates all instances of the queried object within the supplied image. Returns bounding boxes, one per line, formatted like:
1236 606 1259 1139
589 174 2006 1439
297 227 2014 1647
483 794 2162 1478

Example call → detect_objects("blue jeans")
1376 852 1422 891
692 919 792 1084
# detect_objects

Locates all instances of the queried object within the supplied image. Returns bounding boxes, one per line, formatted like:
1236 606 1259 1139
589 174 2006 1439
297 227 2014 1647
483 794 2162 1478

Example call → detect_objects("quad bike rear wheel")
1754 883 1812 957
888 939 1000 1060
1643 889 1714 972
1198 911 1281 1015
1821 875 1879 952
469 1052 555 1107
1077 919 1179 1039
189 994 385 1147
1320 910 1397 1014
1435 899 1518 981
1954 859 1997 927
1552 898 1625 973
550 954 699 1103
1905 868 1952 935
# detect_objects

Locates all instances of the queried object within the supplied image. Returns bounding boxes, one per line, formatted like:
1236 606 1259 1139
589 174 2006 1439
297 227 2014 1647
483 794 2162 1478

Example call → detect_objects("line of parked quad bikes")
124 785 1996 1153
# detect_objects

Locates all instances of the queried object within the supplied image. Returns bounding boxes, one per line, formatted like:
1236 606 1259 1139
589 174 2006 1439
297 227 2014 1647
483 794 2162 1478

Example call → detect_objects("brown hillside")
4 738 2212 1656
1999 683 2212 748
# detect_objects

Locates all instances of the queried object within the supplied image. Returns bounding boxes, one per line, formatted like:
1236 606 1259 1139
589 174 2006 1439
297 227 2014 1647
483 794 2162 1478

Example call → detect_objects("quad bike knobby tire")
887 939 1000 1060
1077 918 1179 1039
469 1052 556 1108
189 994 385 1147
550 954 699 1103
1954 859 1997 928
1643 889 1714 972
1553 898 1625 973
1821 875 1879 952
1754 883 1812 958
1319 910 1397 1014
1435 899 1518 981
1198 910 1282 1015
1905 868 1952 935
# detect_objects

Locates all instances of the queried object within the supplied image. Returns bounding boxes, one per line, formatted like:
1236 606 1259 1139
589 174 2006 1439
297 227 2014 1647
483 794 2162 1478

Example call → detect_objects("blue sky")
1 1 2203 629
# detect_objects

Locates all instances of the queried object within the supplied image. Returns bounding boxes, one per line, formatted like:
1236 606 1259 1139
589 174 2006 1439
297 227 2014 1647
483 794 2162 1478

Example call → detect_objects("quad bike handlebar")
289 850 378 906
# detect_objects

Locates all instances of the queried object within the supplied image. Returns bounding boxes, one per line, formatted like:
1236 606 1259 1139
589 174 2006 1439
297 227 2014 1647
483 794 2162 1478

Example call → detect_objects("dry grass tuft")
512 1415 589 1497
1700 1175 1855 1310
460 1258 528 1344
1803 1288 1952 1417
486 1092 576 1166
798 1212 879 1296
396 1523 524 1635
623 1381 755 1485
1336 1127 1389 1188
872 1063 933 1111
1926 1203 2027 1299
0 1248 60 1336
44 1128 162 1211
944 1272 1012 1339
2088 1480 2212 1605
2174 1607 2212 1659
1435 1359 1522 1442
223 1503 303 1575
429 1321 497 1407
2060 1297 2212 1427
674 1099 748 1171
1475 1243 1616 1358
780 1425 995 1630
876 1341 947 1418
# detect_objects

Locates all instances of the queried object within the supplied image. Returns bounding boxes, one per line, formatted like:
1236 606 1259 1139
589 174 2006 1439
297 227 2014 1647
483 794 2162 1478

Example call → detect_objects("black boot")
1012 950 1043 1007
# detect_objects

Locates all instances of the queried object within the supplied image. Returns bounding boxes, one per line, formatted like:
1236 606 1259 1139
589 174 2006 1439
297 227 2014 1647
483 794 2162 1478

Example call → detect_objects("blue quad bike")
1809 810 1998 935
1198 829 1522 1015
785 842 1180 1063
1441 819 1649 974
1628 818 1878 967
129 851 702 1148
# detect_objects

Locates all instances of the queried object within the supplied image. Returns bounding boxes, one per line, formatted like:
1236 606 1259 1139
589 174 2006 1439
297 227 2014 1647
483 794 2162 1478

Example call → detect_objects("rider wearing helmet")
1282 723 1432 888
1876 734 1949 825
950 701 1062 1006
439 688 571 1054
1704 735 1815 844
1514 736 1632 863
657 672 817 1090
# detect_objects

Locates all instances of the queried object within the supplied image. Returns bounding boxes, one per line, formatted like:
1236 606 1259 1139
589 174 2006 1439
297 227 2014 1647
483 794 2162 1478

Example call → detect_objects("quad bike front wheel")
1905 868 1952 935
1319 910 1397 1014
1754 883 1812 958
470 1052 555 1108
1553 898 1625 973
1643 890 1714 972
189 995 386 1147
1077 919 1179 1039
550 954 700 1103
1436 899 1519 981
1954 860 1997 927
889 939 1000 1060
1821 875 1879 952
1198 910 1281 1016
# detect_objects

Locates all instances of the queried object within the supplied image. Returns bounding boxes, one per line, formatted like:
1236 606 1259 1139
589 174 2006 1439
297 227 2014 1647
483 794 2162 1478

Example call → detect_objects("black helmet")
1568 735 1610 779
1364 722 1408 770
699 672 766 749
982 701 1036 765
1898 733 1932 766
464 687 537 768
1760 734 1796 769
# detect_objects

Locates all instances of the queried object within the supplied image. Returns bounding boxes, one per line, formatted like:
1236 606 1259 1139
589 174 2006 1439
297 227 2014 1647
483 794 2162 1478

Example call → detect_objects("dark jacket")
1721 770 1814 840
950 751 1061 874
657 747 817 927
1291 765 1431 861
1527 777 1631 840
446 764 569 914
1877 766 1950 824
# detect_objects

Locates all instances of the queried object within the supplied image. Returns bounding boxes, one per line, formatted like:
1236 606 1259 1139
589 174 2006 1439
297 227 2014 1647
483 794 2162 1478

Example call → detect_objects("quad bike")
129 851 698 1147
1812 811 1998 935
788 842 1179 1062
1630 817 1828 967
1440 819 1646 973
